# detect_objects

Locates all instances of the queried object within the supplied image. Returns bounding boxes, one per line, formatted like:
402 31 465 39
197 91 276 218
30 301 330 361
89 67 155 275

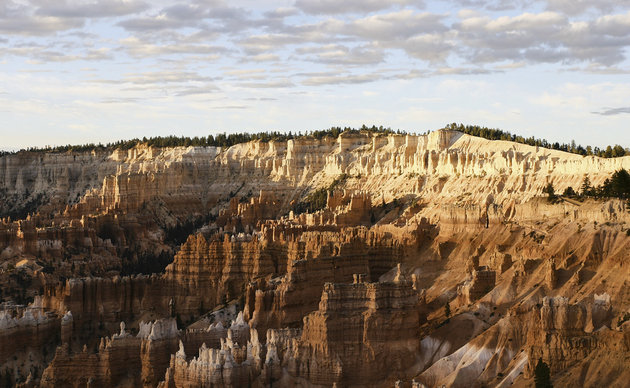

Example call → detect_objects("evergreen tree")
612 145 627 157
598 178 612 198
580 176 592 197
544 183 556 202
610 169 630 199
604 146 613 158
534 358 552 388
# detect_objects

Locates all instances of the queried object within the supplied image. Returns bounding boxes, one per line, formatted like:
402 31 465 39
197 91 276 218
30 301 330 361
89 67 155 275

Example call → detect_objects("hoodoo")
1 129 629 387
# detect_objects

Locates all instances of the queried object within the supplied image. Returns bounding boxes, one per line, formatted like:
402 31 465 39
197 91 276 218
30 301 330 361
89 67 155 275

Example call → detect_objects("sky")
1 0 630 150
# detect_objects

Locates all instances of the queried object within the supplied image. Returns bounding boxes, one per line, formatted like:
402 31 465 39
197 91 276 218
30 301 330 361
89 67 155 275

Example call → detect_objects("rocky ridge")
0 129 629 387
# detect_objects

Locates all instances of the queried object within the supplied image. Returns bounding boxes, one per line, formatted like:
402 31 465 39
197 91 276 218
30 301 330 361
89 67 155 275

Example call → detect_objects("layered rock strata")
1 130 630 387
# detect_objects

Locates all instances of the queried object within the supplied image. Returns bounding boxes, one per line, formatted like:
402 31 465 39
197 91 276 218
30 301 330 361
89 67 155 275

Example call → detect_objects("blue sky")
1 0 630 149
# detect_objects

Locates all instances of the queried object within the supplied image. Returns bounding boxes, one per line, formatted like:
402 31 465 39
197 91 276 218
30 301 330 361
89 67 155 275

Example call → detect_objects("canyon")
0 129 629 387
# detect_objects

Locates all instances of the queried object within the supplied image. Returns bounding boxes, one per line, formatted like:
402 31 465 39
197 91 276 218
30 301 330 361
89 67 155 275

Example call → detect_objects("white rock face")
3 130 629 220
587 292 613 332
594 293 611 305
61 311 73 324
164 319 260 387
137 318 178 340
0 308 49 330
112 321 130 339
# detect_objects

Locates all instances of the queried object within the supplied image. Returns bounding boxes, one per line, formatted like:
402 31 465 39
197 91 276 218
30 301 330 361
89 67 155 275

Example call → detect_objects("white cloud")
295 0 425 15
344 10 447 40
2 0 630 149
456 10 630 65
302 72 379 86
36 1 149 18
296 44 385 65
544 0 627 15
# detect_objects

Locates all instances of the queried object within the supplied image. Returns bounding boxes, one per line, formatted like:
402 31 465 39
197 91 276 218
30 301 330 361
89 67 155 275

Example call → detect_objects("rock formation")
1 130 629 387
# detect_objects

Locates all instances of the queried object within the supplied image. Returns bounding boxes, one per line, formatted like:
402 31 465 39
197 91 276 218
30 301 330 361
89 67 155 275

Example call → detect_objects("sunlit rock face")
294 276 421 386
1 130 630 387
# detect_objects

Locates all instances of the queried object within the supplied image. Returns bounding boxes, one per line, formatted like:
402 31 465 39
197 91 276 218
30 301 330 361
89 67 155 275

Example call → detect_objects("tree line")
1 125 402 155
545 168 630 202
3 123 626 158
446 123 628 158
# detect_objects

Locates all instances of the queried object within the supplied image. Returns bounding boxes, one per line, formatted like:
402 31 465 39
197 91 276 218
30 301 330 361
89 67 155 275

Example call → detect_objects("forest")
447 123 628 158
0 125 397 155
1 124 627 159
546 169 630 202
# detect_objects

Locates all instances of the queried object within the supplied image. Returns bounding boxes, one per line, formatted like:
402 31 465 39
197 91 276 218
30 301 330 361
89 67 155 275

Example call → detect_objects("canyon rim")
0 128 629 387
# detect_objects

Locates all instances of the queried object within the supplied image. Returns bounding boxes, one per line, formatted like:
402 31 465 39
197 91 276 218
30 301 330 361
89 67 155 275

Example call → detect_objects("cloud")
117 15 194 31
90 70 216 87
238 80 294 88
592 107 630 116
1 0 630 123
296 44 385 65
263 7 299 19
238 27 331 54
224 69 267 77
434 66 497 75
343 10 447 40
244 97 277 101
36 1 149 18
295 0 424 15
450 0 626 14
544 0 626 15
0 13 83 35
301 72 378 86
210 105 249 109
455 10 630 65
247 53 280 62
8 1 626 72
174 86 220 96
399 33 454 63
0 1 147 36
593 11 630 36
118 36 230 58
1 45 112 62
117 3 253 33
100 97 140 104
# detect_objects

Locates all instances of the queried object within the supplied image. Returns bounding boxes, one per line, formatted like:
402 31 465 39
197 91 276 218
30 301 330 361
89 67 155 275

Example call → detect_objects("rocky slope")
0 129 629 387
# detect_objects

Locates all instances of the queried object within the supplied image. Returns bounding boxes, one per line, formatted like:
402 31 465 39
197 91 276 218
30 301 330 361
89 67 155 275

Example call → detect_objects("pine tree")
610 169 630 199
580 176 592 197
544 183 556 202
562 186 576 197
534 358 552 388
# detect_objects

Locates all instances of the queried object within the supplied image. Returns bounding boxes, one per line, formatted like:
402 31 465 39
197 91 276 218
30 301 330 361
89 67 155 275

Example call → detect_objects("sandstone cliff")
1 130 629 387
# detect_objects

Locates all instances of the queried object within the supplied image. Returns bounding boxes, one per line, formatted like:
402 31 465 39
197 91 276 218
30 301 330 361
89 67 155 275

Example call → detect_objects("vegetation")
544 183 557 203
3 123 627 161
534 358 553 388
120 214 215 276
446 123 628 158
2 192 47 221
581 176 593 196
1 125 401 155
547 169 630 207
120 249 173 276
1 368 13 388
293 174 348 214
577 169 630 200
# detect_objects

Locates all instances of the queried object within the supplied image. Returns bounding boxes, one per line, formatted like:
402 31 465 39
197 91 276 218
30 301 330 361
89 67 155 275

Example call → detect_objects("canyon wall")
3 131 630 223
1 130 629 387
